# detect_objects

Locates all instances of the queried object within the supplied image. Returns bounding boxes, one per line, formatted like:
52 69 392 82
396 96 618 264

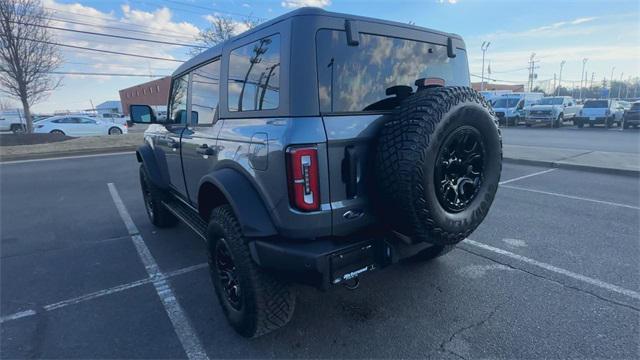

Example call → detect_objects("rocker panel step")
162 198 208 240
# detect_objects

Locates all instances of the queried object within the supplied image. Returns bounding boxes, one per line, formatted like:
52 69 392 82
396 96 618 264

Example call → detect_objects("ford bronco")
129 8 502 338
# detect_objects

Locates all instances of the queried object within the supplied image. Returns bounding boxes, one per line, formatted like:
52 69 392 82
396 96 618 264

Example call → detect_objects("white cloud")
281 0 331 9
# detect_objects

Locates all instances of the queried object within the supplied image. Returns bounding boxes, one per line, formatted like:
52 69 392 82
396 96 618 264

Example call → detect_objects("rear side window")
169 74 189 124
584 100 608 108
228 34 280 112
316 30 469 113
190 59 221 126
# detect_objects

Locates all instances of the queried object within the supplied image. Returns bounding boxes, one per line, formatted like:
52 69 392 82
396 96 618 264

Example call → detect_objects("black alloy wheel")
434 126 486 213
215 238 242 311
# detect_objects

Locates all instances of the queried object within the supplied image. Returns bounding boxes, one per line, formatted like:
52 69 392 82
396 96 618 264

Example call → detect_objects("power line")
47 71 170 77
48 16 198 42
10 20 206 48
17 37 186 62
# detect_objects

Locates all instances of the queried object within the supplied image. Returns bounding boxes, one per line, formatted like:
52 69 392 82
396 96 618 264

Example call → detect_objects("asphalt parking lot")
1 153 639 359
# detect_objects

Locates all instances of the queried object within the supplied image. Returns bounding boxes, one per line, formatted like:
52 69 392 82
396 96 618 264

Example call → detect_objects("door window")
168 74 189 124
228 34 280 112
190 59 221 126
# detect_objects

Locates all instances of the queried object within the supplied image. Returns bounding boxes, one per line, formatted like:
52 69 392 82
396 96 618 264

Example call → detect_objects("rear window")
584 100 608 108
316 30 469 113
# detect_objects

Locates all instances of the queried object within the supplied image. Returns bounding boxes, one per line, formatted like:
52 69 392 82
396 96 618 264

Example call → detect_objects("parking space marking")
0 263 206 324
108 183 209 360
0 310 36 323
501 185 640 210
499 168 556 185
464 239 640 301
0 151 135 165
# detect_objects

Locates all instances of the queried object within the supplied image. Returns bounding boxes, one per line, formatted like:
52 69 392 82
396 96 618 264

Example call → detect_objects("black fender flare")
199 168 277 238
135 144 169 189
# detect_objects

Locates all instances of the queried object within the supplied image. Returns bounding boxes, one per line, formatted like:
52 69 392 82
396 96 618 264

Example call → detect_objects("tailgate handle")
342 146 358 198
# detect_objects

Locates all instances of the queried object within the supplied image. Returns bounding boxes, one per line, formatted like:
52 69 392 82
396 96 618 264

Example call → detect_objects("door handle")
196 144 215 156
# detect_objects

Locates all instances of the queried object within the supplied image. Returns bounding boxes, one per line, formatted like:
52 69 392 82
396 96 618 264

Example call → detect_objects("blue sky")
26 0 640 113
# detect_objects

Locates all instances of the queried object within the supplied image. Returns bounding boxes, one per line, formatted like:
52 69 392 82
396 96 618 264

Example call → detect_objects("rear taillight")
287 146 320 211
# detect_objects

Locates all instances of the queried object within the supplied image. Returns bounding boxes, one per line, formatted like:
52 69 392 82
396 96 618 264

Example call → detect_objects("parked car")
99 113 129 125
128 7 502 338
575 99 624 128
479 90 513 106
34 115 128 136
0 109 26 133
493 92 544 125
525 96 579 128
622 101 640 129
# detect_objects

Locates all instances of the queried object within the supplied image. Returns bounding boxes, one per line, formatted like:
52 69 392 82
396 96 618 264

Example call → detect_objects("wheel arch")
198 168 277 238
136 144 170 189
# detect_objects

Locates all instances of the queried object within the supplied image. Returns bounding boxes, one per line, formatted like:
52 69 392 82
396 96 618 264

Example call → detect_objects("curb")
503 157 640 177
0 146 137 162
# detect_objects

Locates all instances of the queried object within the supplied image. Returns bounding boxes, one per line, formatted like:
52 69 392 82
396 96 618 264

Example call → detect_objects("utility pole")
528 53 536 92
609 66 615 99
617 72 624 99
579 58 588 100
553 73 557 94
590 72 595 88
480 41 491 91
557 60 566 96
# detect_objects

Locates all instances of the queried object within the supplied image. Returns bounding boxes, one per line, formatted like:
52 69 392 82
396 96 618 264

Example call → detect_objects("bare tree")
0 0 62 132
0 96 16 110
191 15 259 55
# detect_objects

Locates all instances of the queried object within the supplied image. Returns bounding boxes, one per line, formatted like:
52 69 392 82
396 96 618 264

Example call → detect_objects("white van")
0 109 26 133
493 92 544 126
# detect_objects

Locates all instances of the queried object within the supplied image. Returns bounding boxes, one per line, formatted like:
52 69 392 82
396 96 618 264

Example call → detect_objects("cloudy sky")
21 0 640 113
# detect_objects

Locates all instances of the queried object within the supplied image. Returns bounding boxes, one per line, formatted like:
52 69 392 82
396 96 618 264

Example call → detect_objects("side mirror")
129 104 157 124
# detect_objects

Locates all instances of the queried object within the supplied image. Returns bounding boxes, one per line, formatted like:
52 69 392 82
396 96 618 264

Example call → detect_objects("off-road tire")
139 165 178 227
207 205 296 338
376 86 502 246
406 244 456 263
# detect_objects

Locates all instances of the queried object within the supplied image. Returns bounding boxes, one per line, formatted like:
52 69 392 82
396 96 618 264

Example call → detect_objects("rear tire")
10 124 25 133
376 87 502 246
139 165 178 228
50 129 65 135
576 119 584 128
207 205 296 338
109 127 123 135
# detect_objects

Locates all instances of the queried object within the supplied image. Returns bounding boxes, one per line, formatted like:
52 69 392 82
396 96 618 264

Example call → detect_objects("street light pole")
609 66 615 99
480 41 490 91
579 58 588 100
557 60 565 96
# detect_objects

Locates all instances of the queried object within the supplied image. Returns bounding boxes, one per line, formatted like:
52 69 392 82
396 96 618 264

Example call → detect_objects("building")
95 100 122 115
471 82 525 92
119 76 171 115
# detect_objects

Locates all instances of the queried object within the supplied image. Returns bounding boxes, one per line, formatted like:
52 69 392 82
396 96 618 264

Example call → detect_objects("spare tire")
375 86 502 245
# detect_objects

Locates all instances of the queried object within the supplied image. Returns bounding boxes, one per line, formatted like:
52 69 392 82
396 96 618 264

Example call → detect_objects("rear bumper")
575 116 609 124
248 232 432 289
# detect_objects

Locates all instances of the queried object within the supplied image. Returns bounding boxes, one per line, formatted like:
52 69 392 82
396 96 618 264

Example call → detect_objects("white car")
525 96 579 128
34 116 128 136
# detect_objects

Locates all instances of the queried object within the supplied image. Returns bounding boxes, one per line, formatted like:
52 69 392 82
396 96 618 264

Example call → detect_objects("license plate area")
330 243 376 284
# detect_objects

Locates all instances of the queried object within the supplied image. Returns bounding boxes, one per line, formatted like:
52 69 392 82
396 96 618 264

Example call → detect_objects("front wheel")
50 129 65 135
10 124 25 134
207 205 296 338
139 165 178 227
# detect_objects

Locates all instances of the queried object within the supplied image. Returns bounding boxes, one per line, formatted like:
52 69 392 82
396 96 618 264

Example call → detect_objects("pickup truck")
525 96 579 128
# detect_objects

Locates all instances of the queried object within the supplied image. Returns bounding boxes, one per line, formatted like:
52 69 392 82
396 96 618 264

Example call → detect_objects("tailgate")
322 114 389 236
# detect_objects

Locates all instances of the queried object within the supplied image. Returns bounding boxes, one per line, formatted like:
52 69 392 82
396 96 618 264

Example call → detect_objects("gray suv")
130 7 502 338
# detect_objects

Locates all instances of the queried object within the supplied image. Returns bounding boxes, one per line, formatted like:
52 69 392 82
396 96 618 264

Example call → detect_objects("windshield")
537 97 564 105
584 100 608 108
631 102 640 110
493 98 520 108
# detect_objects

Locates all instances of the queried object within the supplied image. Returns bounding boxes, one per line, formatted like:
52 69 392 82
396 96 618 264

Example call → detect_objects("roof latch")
447 37 456 58
345 20 359 46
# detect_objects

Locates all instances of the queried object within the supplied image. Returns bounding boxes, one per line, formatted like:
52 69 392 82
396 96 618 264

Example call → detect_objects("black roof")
174 7 461 76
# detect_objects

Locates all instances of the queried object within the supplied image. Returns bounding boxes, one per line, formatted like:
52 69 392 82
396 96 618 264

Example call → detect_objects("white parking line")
44 263 207 311
464 239 640 301
0 263 207 324
108 183 208 360
501 184 640 210
0 151 134 165
499 168 556 185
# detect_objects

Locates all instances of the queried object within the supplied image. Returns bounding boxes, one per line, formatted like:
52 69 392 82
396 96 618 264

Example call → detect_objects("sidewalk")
503 144 640 176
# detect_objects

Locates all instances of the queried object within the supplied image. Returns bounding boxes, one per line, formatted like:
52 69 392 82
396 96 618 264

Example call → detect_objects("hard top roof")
174 7 462 76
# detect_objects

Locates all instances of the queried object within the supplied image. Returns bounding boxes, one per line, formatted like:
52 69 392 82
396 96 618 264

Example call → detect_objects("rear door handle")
196 144 215 156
